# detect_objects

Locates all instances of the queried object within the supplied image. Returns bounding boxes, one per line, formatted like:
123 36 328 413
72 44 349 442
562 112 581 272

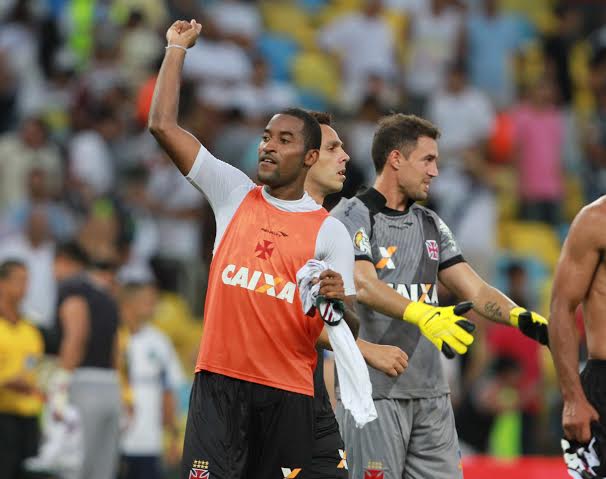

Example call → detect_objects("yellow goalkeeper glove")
509 307 549 346
403 301 475 359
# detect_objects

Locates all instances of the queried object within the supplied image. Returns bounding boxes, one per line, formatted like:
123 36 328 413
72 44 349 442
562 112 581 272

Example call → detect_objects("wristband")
166 44 187 53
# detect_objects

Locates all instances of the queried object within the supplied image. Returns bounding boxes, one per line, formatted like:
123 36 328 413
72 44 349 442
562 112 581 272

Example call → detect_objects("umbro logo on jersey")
221 264 296 304
281 468 301 478
387 282 438 304
261 227 288 238
376 246 397 269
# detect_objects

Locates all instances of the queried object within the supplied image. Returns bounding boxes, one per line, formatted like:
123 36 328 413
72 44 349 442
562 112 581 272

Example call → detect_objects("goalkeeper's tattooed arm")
439 262 549 345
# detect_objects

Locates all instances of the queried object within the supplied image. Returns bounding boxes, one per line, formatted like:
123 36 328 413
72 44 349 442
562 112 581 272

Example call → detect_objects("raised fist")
166 19 202 49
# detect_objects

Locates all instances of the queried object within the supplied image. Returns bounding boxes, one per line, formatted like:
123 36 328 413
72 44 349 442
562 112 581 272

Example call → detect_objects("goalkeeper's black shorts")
181 371 314 479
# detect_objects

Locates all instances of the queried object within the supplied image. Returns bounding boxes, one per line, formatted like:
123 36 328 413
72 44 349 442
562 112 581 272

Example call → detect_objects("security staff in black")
51 254 123 479
331 114 549 479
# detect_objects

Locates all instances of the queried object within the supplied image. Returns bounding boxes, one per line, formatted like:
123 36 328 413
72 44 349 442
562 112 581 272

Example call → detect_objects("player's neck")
265 182 306 201
374 175 409 211
305 182 326 206
0 298 19 324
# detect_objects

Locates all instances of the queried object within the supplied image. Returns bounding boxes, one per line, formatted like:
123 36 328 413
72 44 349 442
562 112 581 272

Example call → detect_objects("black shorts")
0 413 40 479
310 414 348 479
581 359 606 469
181 371 315 479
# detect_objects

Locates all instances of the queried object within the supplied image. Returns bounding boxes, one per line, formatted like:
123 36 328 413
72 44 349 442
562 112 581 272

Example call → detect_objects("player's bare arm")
439 262 549 345
439 263 515 326
357 340 408 377
148 19 203 175
549 200 606 443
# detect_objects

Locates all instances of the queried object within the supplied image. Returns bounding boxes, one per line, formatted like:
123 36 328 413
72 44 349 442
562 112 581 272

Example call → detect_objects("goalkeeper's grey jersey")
331 188 464 399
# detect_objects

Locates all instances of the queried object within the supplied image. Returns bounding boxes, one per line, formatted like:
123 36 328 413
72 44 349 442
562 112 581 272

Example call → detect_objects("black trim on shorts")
355 255 373 263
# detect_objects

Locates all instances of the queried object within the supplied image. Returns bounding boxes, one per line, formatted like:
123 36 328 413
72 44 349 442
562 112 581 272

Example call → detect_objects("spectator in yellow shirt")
0 259 44 479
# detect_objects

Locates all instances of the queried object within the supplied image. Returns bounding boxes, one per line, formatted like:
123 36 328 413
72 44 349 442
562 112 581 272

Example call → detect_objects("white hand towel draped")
296 259 377 427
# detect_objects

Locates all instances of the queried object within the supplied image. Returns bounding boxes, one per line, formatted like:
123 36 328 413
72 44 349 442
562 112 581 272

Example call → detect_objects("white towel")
296 259 377 428
561 429 606 479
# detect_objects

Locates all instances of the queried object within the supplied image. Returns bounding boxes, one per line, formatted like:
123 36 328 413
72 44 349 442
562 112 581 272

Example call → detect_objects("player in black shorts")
306 112 409 478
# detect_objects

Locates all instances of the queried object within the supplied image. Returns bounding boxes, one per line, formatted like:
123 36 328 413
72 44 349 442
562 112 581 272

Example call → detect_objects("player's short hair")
278 108 322 152
55 241 89 266
371 114 440 173
0 259 26 279
308 111 332 126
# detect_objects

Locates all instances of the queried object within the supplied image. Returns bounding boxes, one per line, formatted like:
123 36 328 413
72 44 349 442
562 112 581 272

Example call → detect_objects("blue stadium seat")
257 34 300 82
297 89 328 111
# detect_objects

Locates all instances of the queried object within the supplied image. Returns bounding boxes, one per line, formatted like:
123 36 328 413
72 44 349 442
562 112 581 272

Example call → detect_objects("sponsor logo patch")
281 467 302 478
376 246 397 269
354 228 372 256
221 264 296 304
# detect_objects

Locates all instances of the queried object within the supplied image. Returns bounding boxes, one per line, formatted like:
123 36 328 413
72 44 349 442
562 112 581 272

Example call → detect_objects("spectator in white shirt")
119 280 184 479
0 116 63 213
0 205 56 327
318 0 398 108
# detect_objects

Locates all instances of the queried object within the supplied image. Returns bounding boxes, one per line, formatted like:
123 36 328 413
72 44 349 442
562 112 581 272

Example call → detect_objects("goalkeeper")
330 113 548 479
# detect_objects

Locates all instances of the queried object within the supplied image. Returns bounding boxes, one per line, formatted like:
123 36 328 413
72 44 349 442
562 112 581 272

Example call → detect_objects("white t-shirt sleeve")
186 144 256 250
314 216 356 296
186 144 255 213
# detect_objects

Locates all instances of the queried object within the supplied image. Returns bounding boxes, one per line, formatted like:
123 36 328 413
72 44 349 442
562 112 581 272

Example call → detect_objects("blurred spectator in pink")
511 76 565 225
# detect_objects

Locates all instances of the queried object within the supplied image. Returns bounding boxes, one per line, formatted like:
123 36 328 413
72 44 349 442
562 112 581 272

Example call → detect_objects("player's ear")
304 148 319 168
387 149 402 171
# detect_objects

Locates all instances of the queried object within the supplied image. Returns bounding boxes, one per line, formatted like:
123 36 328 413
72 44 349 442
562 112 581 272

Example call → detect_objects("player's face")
398 136 439 201
133 286 158 321
257 114 309 188
307 124 350 195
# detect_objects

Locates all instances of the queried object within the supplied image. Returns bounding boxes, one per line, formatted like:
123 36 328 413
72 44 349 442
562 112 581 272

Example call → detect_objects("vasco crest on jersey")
425 240 439 261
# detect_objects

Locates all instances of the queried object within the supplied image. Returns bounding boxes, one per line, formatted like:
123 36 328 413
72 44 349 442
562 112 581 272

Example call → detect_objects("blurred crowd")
1 0 606 476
